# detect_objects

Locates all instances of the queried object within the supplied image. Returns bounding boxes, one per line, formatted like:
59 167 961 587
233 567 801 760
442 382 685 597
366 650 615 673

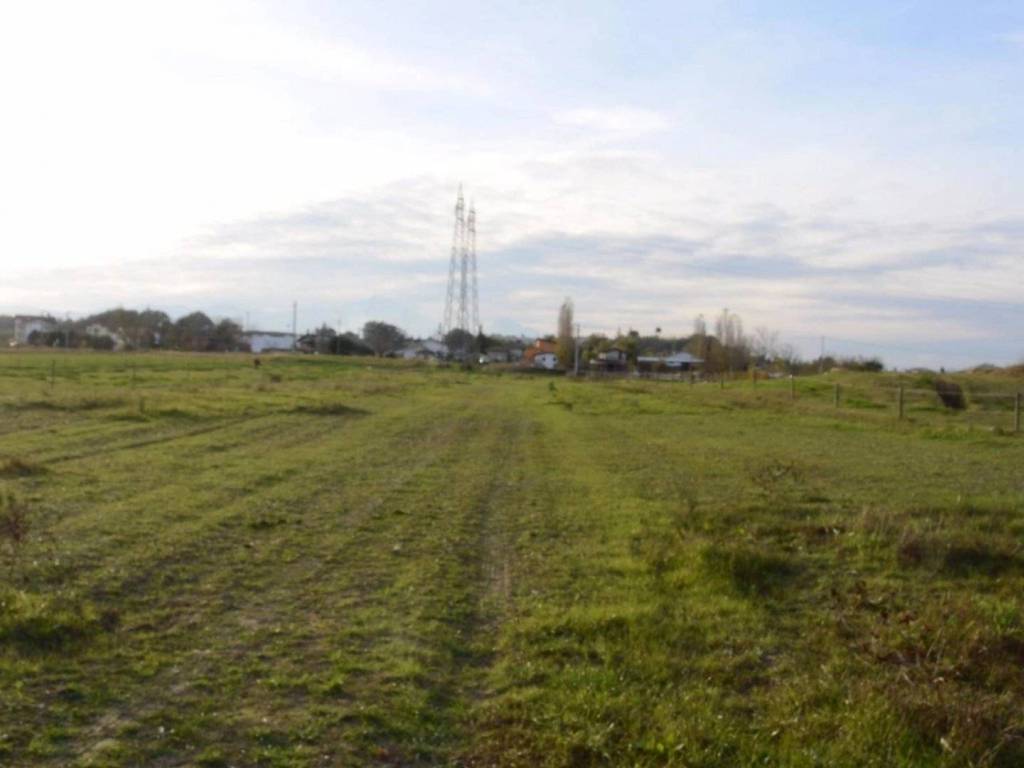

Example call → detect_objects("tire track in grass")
43 406 483 765
158 394 522 764
316 404 530 765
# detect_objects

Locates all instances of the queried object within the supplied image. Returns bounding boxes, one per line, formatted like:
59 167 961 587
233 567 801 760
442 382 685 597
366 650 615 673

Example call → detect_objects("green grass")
0 351 1022 766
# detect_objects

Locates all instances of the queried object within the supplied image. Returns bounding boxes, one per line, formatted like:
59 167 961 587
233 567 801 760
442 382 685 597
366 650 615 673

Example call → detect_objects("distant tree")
173 312 215 351
690 313 711 370
330 333 373 356
208 319 243 351
776 343 800 373
693 314 707 338
0 315 13 345
476 329 489 355
312 324 337 354
362 321 405 357
82 307 172 349
752 327 779 361
556 297 574 369
444 328 475 357
714 308 750 373
579 333 610 365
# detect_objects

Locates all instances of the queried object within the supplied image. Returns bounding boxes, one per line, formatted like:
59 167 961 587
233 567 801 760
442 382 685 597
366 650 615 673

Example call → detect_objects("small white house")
241 331 296 354
85 324 126 350
533 351 559 370
398 340 449 360
13 315 58 345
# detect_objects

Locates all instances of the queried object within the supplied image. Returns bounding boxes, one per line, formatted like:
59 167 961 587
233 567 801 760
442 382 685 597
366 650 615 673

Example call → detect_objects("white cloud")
1 3 1022 366
553 107 672 138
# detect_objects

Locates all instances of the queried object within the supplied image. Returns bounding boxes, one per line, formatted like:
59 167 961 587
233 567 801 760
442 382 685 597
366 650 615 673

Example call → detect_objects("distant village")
1 306 884 377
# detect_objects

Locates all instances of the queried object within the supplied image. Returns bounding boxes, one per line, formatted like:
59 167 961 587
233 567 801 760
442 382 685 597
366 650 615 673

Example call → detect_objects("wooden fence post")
898 385 904 420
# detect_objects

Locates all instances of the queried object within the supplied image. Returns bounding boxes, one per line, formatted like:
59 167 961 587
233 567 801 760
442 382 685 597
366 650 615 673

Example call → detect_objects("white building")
240 331 296 353
397 340 449 360
533 351 559 370
85 323 126 350
13 315 58 345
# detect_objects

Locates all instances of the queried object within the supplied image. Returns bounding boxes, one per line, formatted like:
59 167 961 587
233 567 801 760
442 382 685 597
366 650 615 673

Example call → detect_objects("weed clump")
897 529 1020 576
0 457 48 478
699 543 798 596
852 596 1024 765
0 589 117 652
0 492 31 572
290 402 364 416
749 459 805 505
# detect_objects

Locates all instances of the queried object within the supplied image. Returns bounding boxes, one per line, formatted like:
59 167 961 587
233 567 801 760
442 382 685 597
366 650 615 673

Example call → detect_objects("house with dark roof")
590 346 629 372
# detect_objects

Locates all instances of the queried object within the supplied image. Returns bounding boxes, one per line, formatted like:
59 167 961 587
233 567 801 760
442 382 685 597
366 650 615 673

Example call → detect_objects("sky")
1 0 1022 368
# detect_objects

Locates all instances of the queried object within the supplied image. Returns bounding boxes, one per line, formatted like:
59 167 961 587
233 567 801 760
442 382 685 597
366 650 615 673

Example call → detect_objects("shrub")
934 378 966 410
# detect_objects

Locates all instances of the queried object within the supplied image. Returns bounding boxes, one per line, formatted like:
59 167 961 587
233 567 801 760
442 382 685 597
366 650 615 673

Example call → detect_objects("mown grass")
0 350 1021 766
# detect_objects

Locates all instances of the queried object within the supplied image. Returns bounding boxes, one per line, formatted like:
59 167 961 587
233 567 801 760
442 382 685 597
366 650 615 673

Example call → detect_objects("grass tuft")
0 589 117 652
0 457 48 477
290 401 366 416
698 543 799 596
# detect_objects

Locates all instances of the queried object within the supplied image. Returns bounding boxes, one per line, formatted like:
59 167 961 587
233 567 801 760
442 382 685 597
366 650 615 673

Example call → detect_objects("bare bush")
0 492 30 573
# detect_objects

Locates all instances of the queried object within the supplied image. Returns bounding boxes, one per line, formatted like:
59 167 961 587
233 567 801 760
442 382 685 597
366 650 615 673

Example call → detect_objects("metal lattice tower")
467 203 479 333
442 186 480 335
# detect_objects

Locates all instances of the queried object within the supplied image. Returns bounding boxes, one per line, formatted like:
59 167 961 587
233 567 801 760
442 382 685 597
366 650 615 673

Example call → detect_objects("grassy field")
1 351 1023 767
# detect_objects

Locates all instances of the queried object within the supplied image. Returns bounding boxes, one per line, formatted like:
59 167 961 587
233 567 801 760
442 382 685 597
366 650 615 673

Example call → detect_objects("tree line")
13 309 492 359
562 302 883 374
